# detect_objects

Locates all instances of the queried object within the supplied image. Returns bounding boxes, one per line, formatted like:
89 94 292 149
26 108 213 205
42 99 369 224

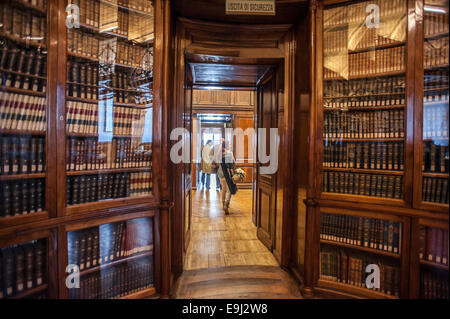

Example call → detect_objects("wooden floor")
184 188 278 270
175 188 302 299
174 265 302 299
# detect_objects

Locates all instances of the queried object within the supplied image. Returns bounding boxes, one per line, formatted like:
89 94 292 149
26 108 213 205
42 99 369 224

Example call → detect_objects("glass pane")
320 242 400 297
322 0 407 200
0 0 48 218
66 0 154 207
1 238 48 299
422 0 449 204
67 217 154 299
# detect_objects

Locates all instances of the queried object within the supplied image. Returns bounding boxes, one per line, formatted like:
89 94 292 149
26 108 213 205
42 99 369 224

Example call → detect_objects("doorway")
171 19 297 297
186 101 278 270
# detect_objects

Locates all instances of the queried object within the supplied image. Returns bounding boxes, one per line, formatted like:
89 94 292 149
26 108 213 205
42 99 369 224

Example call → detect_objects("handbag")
221 160 237 195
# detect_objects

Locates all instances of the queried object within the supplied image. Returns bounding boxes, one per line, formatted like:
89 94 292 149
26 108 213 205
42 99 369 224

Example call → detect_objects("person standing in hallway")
217 140 236 214
212 140 223 191
201 140 214 189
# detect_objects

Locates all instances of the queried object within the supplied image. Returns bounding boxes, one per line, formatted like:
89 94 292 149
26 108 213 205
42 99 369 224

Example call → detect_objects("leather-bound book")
34 241 45 286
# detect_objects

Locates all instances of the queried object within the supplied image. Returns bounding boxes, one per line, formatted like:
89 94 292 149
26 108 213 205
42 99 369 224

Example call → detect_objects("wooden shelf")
0 68 46 80
67 167 151 176
66 132 146 138
320 239 400 258
0 211 49 229
67 52 147 70
322 167 404 175
423 86 449 92
420 259 449 271
324 137 405 142
321 193 405 207
0 32 46 48
0 129 45 136
0 173 45 181
317 279 398 299
425 31 449 40
66 95 151 108
422 172 449 178
10 284 48 299
67 81 152 94
324 105 406 111
422 137 449 142
118 286 156 299
324 41 405 56
324 70 405 81
66 194 155 215
0 86 46 96
80 250 153 277
424 64 449 71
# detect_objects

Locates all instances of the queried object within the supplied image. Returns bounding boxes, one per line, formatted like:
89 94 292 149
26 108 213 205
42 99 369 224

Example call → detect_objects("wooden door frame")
171 18 297 283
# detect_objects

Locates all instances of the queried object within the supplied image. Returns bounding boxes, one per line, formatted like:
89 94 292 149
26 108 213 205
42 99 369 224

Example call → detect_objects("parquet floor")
174 265 302 299
184 188 278 270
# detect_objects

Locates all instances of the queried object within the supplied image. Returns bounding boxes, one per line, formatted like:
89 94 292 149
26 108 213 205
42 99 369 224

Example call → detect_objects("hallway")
184 189 278 270
176 188 302 299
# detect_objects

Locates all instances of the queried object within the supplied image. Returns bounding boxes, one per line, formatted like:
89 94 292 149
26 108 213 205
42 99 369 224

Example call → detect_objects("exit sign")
226 0 276 15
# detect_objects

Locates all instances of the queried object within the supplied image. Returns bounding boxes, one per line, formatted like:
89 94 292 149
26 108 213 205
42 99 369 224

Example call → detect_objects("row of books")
68 83 151 105
423 104 449 139
320 213 401 253
0 240 46 299
0 68 46 92
66 101 150 135
324 76 405 97
0 47 46 77
419 227 448 265
424 12 449 37
66 172 151 205
324 28 404 55
421 269 448 299
422 177 449 204
423 90 449 103
69 257 153 299
322 171 403 199
324 94 405 109
15 0 48 10
66 137 152 171
424 70 448 89
68 218 153 271
324 46 405 80
68 29 148 69
323 110 405 139
0 3 46 45
0 93 47 131
1 135 45 175
422 142 449 173
320 246 400 297
323 0 405 29
68 60 152 93
323 141 404 171
0 179 45 217
424 37 449 68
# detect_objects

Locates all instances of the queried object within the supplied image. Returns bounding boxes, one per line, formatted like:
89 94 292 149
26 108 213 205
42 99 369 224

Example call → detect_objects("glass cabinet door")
0 0 48 220
66 216 154 299
421 0 449 205
321 0 407 201
1 237 49 299
65 0 154 209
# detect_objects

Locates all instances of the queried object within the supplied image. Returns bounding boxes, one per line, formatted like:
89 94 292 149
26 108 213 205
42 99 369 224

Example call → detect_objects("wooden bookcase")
306 0 448 299
1 0 163 299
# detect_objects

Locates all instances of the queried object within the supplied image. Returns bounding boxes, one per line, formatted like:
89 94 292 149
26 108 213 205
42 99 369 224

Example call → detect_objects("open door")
254 69 278 251
183 84 193 253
